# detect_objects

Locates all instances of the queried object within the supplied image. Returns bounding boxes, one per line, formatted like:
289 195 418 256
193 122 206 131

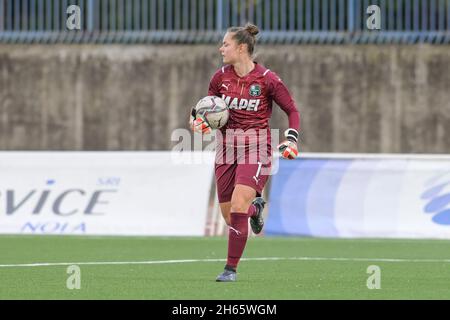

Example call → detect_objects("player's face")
219 32 241 65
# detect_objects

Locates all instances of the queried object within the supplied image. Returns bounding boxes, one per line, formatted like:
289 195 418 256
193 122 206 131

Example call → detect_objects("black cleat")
250 197 266 234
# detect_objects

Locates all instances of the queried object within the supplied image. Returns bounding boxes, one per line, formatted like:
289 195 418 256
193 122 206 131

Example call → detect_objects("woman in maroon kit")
190 23 300 282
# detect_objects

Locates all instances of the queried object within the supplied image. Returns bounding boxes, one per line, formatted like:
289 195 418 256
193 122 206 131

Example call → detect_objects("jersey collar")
231 61 259 79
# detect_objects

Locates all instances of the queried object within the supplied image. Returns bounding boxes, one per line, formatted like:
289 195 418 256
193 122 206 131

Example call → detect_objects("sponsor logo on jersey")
249 84 261 97
222 95 261 111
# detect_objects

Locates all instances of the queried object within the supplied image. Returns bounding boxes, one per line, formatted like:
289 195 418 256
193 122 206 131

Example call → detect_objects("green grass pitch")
1 235 450 299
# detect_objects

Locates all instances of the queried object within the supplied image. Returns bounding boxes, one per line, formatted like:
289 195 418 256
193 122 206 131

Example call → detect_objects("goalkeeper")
190 23 300 282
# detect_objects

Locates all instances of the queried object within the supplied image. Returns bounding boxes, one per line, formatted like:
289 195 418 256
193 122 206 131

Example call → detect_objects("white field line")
1 256 450 268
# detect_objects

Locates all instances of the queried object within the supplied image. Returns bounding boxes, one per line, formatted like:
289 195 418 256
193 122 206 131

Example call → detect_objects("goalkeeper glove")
189 107 212 134
277 128 299 160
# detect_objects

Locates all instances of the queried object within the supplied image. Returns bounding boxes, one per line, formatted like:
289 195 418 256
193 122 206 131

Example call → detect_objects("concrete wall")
0 44 449 153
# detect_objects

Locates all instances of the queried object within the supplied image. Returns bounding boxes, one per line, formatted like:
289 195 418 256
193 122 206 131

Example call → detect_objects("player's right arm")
189 68 223 134
207 68 223 96
190 107 212 134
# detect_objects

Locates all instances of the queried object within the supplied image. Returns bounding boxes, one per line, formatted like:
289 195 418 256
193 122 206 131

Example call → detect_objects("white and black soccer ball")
194 96 229 129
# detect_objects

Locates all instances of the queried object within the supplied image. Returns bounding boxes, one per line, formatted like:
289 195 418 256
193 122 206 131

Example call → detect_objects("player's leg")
216 184 256 282
246 143 271 234
228 184 257 266
236 159 270 234
216 138 271 281
215 154 240 281
230 184 256 213
216 160 271 281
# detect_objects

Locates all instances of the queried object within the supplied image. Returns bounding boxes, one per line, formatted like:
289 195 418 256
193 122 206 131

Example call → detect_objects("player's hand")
277 140 298 159
277 128 300 159
189 107 212 134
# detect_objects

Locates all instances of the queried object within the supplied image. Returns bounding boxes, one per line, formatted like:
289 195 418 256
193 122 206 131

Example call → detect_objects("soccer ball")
194 96 229 129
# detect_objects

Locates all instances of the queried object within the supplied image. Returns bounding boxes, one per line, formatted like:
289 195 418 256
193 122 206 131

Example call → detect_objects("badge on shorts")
249 84 261 97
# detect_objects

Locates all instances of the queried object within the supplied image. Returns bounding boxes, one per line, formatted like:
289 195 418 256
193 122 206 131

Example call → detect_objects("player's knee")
230 198 251 214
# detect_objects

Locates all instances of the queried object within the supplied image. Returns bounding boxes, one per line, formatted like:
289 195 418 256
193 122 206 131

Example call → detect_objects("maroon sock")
226 212 249 270
247 204 257 217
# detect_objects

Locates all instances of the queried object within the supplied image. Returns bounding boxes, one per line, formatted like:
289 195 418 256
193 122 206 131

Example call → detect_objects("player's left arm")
269 72 301 159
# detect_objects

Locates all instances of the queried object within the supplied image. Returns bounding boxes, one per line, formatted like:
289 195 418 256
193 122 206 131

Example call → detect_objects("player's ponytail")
228 23 259 56
244 23 259 37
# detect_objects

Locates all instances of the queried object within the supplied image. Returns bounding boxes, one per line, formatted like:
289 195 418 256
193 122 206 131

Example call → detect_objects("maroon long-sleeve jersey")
208 62 300 132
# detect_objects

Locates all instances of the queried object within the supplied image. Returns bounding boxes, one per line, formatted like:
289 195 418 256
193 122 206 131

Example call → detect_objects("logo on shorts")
249 84 261 97
253 161 262 185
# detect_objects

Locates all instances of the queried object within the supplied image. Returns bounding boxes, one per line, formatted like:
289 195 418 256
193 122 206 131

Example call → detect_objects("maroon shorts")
215 141 272 203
